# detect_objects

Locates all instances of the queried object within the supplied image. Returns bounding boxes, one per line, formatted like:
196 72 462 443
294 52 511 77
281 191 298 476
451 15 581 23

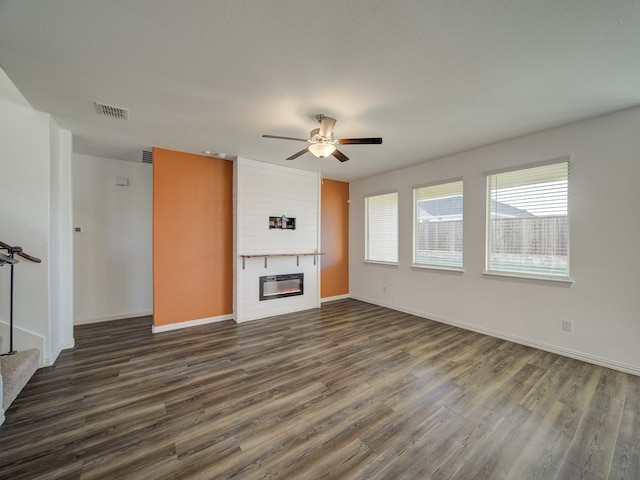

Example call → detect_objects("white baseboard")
151 314 234 333
321 294 351 303
350 294 640 377
74 310 153 325
45 340 76 367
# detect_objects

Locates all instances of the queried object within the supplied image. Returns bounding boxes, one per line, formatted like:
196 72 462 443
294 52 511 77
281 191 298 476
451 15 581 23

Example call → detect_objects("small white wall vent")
94 102 128 120
141 149 153 164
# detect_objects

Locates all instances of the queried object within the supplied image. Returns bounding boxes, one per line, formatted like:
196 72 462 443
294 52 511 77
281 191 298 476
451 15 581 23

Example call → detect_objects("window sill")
363 260 399 267
411 264 464 274
483 270 573 287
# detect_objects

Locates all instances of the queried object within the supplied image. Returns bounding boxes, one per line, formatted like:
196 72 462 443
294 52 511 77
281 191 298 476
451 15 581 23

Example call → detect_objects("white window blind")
365 192 398 263
414 180 463 267
487 161 569 277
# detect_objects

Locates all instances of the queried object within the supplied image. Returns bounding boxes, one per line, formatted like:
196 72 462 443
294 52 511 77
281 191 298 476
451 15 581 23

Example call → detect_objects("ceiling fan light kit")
262 114 382 163
308 142 336 158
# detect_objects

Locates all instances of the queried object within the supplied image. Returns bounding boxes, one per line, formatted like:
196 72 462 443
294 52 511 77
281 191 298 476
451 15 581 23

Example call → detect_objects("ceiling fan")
262 114 382 162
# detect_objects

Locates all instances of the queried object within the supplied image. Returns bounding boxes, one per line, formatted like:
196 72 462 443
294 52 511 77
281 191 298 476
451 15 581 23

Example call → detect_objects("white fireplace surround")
234 157 320 322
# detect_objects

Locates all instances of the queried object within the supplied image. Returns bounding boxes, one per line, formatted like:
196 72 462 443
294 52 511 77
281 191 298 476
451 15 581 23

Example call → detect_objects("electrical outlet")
562 319 573 332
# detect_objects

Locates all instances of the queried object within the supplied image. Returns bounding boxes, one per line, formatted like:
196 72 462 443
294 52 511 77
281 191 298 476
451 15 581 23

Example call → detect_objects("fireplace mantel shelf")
240 253 325 269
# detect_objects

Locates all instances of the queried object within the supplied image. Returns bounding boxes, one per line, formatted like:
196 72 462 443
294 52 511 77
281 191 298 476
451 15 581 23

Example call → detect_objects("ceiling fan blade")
286 148 309 160
318 116 337 138
262 134 308 142
337 137 383 145
332 149 349 162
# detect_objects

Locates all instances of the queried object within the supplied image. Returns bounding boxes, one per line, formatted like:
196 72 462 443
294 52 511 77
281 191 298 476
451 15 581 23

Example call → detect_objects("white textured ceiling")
0 0 639 181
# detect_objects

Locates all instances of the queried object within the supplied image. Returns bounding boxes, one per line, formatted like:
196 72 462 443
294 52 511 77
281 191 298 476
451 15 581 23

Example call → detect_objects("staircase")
0 336 39 424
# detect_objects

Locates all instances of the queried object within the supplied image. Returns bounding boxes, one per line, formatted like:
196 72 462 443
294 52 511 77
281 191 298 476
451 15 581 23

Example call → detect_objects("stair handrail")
0 240 41 355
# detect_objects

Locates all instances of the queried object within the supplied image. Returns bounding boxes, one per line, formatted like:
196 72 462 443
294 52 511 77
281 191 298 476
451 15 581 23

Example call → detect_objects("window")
365 192 398 263
413 180 463 268
487 161 569 278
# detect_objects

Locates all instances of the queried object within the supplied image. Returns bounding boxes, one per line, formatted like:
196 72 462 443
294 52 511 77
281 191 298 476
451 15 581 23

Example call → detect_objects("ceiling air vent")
141 149 153 164
94 102 128 120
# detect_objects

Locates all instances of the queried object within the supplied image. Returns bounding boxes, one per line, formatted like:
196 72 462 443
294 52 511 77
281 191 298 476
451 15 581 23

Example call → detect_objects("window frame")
412 178 464 272
364 191 399 265
484 159 572 284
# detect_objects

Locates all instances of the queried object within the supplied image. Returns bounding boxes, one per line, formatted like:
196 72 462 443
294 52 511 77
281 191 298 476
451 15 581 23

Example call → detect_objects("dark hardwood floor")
1 299 638 479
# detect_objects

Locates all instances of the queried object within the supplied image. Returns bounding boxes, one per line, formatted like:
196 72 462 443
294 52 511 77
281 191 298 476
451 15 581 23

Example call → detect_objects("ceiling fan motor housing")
317 115 337 138
310 128 332 144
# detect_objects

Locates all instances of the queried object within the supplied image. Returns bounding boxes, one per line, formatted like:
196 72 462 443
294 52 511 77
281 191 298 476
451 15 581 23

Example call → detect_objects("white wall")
73 154 153 324
48 124 75 361
235 157 320 322
0 68 74 367
0 99 50 360
350 107 640 375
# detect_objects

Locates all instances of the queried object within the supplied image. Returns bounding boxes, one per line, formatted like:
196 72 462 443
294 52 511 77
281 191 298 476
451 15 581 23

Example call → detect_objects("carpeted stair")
0 335 40 414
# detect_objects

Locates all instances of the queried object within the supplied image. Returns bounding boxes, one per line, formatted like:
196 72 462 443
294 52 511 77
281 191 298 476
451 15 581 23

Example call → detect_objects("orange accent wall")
153 148 233 327
321 179 349 298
